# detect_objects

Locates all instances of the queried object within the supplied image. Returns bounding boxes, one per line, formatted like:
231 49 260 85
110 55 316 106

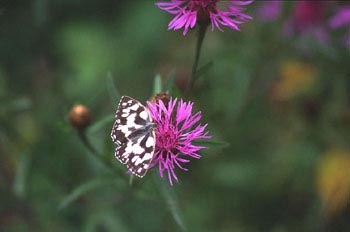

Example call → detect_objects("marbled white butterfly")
111 96 156 177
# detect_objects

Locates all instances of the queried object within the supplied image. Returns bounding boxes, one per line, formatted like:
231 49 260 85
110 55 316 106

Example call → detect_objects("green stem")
77 129 124 176
346 73 350 110
185 23 208 97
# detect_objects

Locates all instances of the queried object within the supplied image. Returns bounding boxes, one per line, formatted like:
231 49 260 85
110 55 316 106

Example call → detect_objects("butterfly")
111 96 156 177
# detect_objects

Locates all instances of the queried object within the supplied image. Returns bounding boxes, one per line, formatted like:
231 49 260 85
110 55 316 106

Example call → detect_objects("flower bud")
69 104 91 130
149 92 170 107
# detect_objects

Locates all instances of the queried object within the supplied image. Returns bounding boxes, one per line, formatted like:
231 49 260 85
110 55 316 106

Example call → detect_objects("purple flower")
146 98 211 185
329 6 350 48
283 1 330 44
329 6 350 29
256 0 282 22
156 0 253 35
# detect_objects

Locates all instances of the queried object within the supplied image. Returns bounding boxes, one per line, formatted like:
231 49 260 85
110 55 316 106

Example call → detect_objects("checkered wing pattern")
111 96 156 177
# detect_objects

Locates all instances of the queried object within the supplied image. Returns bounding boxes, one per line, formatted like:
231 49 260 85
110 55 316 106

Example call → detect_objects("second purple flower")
156 0 253 35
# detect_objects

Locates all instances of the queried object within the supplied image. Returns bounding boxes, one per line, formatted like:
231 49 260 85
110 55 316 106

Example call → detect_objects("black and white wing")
111 96 156 177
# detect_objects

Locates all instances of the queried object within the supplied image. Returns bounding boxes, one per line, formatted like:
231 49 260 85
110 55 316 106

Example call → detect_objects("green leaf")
84 209 130 232
88 114 114 135
0 98 32 114
193 139 230 148
106 72 121 107
129 174 134 186
59 178 114 210
13 153 31 199
154 175 187 231
213 162 259 189
170 86 182 98
195 61 213 78
153 74 162 96
163 70 176 93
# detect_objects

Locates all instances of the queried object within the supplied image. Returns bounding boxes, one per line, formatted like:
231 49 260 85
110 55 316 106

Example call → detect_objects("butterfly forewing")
111 96 156 177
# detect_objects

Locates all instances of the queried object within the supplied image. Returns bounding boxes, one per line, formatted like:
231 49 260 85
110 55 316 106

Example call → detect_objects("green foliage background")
0 1 349 232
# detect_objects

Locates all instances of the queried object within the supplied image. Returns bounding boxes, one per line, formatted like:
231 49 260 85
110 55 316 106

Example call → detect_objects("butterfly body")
111 96 156 177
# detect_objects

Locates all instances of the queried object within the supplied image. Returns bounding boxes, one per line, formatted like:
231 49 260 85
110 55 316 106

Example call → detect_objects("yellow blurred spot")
15 114 40 147
316 149 350 217
272 61 318 101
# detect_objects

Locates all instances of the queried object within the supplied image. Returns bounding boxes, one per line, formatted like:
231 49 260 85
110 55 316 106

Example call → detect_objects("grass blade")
153 74 162 95
154 175 187 231
106 72 121 107
59 179 111 210
195 61 213 78
13 153 31 199
163 70 176 93
193 139 230 148
88 114 114 135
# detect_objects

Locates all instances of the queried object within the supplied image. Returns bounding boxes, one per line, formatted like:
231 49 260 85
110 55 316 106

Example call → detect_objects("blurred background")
0 1 349 231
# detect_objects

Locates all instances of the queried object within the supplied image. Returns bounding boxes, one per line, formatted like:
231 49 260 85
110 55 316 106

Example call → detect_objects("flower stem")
185 23 208 97
77 129 123 176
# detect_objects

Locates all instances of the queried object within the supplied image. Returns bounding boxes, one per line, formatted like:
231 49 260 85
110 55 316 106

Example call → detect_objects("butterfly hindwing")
115 131 155 177
111 96 156 177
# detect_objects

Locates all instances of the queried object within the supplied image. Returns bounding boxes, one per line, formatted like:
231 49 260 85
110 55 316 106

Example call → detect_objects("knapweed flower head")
329 6 350 48
156 0 253 35
284 1 329 44
256 0 282 22
147 98 211 185
329 6 350 29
